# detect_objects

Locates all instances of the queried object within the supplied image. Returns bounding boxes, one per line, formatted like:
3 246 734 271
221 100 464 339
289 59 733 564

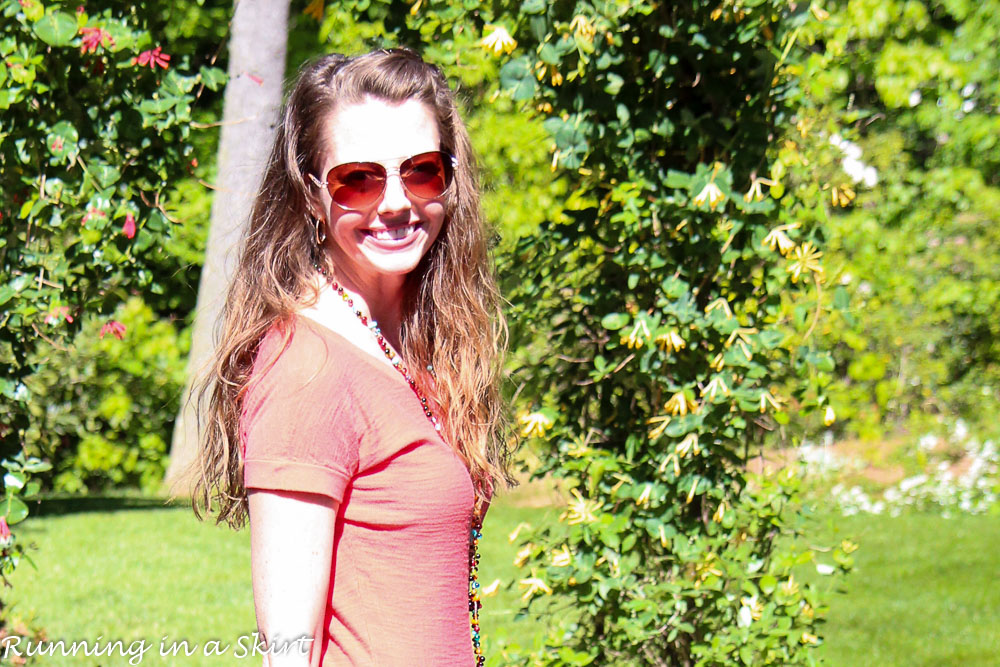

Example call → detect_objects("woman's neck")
319 271 406 351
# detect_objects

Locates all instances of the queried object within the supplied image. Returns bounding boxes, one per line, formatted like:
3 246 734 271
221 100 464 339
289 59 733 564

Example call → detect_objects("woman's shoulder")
252 314 363 392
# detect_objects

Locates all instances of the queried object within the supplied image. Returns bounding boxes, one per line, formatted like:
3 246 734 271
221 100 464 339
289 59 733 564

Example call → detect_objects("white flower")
738 605 753 628
962 83 976 97
841 141 863 161
841 156 865 183
862 166 879 188
816 563 835 575
908 90 922 107
962 100 975 114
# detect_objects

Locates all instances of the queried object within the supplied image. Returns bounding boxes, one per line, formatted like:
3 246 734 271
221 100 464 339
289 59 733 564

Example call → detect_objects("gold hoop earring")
312 215 327 246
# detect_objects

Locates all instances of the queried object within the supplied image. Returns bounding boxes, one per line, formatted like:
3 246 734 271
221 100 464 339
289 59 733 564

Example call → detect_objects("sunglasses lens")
329 163 385 209
401 151 454 199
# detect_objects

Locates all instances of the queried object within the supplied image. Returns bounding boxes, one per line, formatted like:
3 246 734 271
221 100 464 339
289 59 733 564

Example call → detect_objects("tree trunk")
165 0 290 494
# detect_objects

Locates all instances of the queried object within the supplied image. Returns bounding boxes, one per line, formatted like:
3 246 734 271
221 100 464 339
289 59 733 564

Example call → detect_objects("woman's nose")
377 172 411 215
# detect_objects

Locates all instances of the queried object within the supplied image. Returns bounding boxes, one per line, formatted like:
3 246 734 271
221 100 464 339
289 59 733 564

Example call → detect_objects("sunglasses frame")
308 150 457 210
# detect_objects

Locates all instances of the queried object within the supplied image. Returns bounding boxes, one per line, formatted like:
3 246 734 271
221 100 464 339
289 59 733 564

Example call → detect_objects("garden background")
1 0 998 665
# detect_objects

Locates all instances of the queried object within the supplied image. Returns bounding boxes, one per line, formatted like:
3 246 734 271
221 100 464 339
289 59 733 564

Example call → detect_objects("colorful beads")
316 265 486 665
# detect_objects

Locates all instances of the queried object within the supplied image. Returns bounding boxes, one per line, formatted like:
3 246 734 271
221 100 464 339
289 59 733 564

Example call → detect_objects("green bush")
23 297 189 493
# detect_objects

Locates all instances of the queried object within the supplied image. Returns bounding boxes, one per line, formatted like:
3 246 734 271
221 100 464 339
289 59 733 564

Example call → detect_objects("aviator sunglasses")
308 150 457 210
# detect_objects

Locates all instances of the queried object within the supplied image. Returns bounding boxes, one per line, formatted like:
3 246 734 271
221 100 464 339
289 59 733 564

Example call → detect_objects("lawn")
4 492 999 665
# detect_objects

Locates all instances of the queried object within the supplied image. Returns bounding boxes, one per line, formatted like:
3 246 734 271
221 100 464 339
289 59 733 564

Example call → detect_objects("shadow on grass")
29 494 189 517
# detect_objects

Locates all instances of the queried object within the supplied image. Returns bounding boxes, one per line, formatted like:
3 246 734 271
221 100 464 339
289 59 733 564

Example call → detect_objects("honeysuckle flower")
758 390 783 413
549 67 563 87
709 353 725 371
801 602 815 620
713 501 727 523
664 391 697 416
658 453 680 477
824 405 836 426
743 176 777 203
702 375 731 400
647 414 671 439
0 517 11 547
551 545 572 567
726 327 759 347
787 242 824 283
122 212 136 239
481 578 500 597
303 0 324 20
99 320 126 340
564 488 599 525
762 227 797 256
810 3 830 21
635 484 652 507
801 632 820 645
780 575 799 596
741 594 763 621
693 180 725 211
79 26 114 54
815 563 836 575
507 522 531 544
676 432 699 458
518 411 553 438
830 183 855 207
132 46 170 70
705 297 733 318
841 539 859 554
480 25 517 56
518 576 552 600
658 524 670 547
655 329 686 353
570 15 596 42
621 319 651 349
685 477 699 504
513 543 534 567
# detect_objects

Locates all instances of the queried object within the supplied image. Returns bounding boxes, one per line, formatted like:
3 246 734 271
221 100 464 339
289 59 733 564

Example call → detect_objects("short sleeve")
240 322 365 503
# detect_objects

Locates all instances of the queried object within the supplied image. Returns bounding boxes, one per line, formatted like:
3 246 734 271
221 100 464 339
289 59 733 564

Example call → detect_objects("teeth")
370 225 416 241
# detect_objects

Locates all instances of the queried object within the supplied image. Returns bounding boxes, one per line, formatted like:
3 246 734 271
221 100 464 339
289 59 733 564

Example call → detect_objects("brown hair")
193 49 512 527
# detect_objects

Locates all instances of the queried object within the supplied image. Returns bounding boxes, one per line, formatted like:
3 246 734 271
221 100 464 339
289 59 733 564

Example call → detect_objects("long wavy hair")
193 49 512 527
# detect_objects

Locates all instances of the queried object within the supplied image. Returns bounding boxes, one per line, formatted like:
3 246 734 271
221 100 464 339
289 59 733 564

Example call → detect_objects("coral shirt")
241 315 476 666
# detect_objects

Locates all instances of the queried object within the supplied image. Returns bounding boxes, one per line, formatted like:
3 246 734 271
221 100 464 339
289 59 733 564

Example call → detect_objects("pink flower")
44 306 74 325
79 26 114 54
99 320 126 340
123 213 136 239
131 46 170 70
0 517 11 546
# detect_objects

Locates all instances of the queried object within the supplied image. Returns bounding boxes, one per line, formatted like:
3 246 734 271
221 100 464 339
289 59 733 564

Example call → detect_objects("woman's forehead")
322 97 440 166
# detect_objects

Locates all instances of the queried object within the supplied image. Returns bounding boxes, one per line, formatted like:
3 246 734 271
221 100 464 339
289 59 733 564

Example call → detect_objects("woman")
194 49 512 666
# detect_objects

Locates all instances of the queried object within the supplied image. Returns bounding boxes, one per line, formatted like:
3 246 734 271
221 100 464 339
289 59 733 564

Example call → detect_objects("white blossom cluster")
829 435 999 517
829 134 878 188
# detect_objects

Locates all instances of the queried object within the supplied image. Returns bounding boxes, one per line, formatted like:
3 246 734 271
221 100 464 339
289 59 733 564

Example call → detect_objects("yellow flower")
810 3 830 21
551 545 572 567
658 453 681 477
713 501 727 523
676 433 699 458
658 524 670 547
831 183 856 207
741 594 763 620
726 327 759 347
481 578 501 597
762 227 797 256
664 391 697 416
636 483 652 507
647 414 672 440
621 319 651 349
743 176 777 203
693 180 725 211
518 411 553 438
513 543 534 567
564 488 599 525
655 329 686 354
801 632 820 645
787 241 824 283
518 576 553 600
507 522 532 544
759 390 783 413
550 67 563 87
841 539 859 554
824 405 836 426
570 14 597 42
705 297 733 318
703 375 731 401
780 575 799 596
302 0 324 21
480 25 517 56
536 101 553 114
709 352 726 371
685 477 699 504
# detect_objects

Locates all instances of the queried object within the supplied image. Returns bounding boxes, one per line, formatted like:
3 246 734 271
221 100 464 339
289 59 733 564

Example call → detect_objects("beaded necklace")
316 267 486 666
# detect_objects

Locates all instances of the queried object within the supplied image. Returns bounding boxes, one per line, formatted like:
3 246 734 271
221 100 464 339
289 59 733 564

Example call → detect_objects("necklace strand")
315 266 486 666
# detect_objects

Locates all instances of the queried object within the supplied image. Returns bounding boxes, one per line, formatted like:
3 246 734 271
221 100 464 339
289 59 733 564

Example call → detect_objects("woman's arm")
248 488 339 667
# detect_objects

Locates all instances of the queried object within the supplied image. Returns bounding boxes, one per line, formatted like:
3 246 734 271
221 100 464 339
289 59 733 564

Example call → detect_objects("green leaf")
199 66 227 91
33 11 78 47
2 495 29 524
601 313 629 331
499 57 537 102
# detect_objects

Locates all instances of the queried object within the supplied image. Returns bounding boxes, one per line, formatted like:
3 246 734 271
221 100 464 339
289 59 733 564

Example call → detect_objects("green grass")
4 495 999 665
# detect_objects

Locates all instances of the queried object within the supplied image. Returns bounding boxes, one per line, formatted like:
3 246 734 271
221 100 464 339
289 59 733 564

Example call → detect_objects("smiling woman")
192 49 513 667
